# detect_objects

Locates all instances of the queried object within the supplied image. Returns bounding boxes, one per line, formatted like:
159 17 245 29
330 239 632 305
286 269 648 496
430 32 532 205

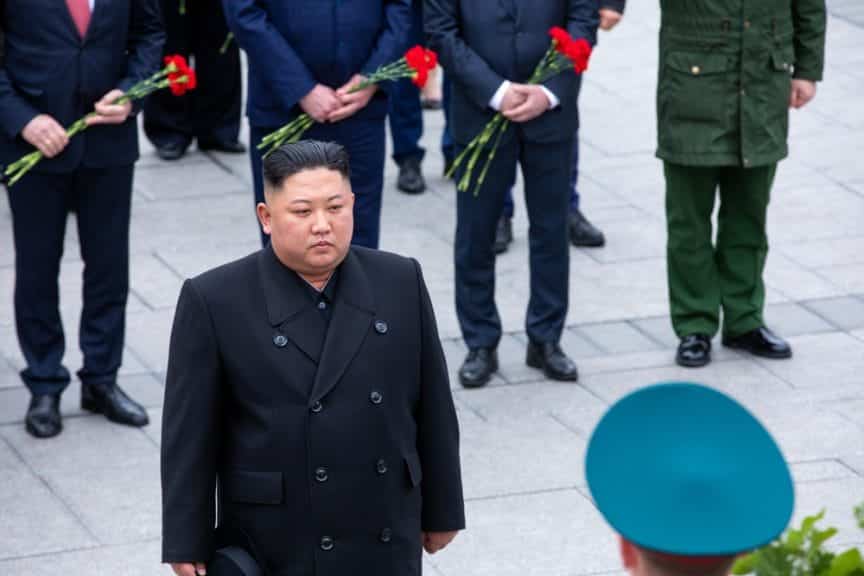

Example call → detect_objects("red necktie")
66 0 91 39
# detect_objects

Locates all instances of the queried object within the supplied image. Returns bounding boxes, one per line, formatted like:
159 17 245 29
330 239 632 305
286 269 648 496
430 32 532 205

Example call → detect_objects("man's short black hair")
263 140 350 191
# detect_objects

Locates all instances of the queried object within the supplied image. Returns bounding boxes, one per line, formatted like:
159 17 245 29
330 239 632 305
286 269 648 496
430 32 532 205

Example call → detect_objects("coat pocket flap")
404 452 423 488
224 470 284 504
666 51 731 75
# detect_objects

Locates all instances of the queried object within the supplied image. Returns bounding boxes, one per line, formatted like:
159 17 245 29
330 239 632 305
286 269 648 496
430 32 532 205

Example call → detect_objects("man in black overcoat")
161 141 465 576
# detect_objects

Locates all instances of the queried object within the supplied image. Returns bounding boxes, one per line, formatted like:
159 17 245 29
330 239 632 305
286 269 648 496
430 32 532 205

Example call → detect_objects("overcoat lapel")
258 246 326 364
309 250 375 406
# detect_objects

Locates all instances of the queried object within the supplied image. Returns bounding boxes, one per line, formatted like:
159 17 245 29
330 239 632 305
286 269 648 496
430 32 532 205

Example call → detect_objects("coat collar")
258 246 376 402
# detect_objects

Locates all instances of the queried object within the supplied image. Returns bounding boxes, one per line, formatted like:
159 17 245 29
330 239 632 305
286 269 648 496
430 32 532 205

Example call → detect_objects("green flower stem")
179 0 186 15
4 72 188 187
473 118 511 196
219 32 234 55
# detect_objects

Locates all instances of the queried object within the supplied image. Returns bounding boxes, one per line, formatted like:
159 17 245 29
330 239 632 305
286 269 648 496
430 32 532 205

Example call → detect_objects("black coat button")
315 467 328 482
376 459 388 475
311 401 323 414
320 536 334 551
380 528 392 543
374 320 388 334
273 334 288 348
370 391 383 405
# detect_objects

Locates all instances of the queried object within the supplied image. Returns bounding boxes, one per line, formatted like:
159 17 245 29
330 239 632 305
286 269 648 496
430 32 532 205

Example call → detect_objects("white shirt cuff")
489 81 512 111
540 86 560 109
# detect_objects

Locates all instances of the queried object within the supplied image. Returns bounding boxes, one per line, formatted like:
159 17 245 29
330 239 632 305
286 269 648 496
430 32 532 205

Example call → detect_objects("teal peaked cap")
585 382 794 556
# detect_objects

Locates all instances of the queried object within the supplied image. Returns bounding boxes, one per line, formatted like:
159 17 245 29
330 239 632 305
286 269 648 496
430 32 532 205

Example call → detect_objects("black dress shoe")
155 141 188 161
493 216 513 254
526 341 578 381
569 209 605 247
198 139 247 154
722 326 792 359
676 334 712 367
25 394 62 439
81 383 149 427
459 348 498 388
397 157 426 194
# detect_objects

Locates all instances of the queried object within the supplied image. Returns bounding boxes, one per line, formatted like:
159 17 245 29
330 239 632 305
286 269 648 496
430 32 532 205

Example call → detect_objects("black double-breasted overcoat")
161 245 465 576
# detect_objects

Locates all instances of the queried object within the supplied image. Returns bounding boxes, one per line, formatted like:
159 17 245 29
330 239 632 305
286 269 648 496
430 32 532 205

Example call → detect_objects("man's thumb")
195 563 207 575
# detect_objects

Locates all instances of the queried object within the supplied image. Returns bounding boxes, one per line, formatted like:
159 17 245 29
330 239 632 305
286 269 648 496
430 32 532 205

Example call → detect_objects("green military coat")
656 0 826 167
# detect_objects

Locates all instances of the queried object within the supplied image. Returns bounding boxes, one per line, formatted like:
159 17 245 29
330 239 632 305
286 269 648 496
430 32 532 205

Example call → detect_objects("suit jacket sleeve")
162 279 223 563
413 259 466 532
361 0 412 82
543 0 600 103
117 0 164 94
0 6 40 140
791 0 826 81
424 0 506 110
222 0 317 111
600 0 625 13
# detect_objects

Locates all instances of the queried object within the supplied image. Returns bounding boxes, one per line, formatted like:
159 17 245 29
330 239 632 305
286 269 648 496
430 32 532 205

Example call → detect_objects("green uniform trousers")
664 161 777 339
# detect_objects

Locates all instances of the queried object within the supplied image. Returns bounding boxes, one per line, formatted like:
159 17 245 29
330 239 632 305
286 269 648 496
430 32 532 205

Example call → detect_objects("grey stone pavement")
2 2 864 575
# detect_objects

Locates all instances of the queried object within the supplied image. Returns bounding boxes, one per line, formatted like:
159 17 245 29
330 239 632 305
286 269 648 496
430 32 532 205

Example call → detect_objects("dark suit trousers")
387 3 425 164
6 165 133 396
250 119 386 248
455 132 573 349
143 0 242 147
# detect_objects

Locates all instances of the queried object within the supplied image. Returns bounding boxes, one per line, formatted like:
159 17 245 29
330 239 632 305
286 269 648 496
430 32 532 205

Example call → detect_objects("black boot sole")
722 340 792 359
675 353 711 368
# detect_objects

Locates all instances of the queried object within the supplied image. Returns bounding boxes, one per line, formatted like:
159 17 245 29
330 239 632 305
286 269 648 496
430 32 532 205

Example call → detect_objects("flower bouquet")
446 27 592 196
257 45 438 158
2 55 197 187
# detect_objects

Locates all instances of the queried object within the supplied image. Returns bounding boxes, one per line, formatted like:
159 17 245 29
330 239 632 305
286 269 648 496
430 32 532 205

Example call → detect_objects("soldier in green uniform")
657 0 827 367
586 382 794 576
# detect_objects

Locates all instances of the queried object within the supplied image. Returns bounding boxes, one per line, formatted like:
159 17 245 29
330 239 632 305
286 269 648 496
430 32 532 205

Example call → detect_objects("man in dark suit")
426 0 599 388
162 141 465 576
222 0 411 249
144 0 244 161
0 0 163 438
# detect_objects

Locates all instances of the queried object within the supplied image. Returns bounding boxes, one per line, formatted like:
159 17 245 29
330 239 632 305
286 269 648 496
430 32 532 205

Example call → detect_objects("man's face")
257 167 354 275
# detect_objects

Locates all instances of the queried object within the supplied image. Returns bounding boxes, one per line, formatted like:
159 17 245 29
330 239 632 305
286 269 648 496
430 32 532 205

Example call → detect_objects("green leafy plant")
733 505 864 576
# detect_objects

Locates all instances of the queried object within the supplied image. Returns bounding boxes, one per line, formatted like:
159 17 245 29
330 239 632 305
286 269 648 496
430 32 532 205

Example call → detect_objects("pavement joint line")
836 458 864 480
0 537 162 564
798 297 856 332
128 286 156 313
464 484 581 504
548 412 589 439
0 429 102 545
200 150 242 177
626 318 669 349
152 250 187 283
453 396 488 424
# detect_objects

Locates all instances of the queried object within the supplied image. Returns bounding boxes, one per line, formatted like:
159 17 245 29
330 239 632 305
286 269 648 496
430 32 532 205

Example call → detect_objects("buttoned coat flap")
224 470 284 504
404 452 423 488
666 51 731 75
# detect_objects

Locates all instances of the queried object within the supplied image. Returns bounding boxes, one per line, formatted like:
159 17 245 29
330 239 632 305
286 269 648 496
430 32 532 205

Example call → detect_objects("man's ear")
256 201 272 236
620 537 639 571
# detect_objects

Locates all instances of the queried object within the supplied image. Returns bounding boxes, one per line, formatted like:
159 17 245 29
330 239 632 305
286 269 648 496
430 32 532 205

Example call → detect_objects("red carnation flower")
405 45 427 71
549 26 573 52
412 67 430 88
565 38 592 73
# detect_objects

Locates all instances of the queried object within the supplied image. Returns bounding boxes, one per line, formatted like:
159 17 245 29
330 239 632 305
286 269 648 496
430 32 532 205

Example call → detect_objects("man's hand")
21 114 69 158
499 84 528 115
170 562 207 576
85 89 133 126
599 8 623 31
789 79 817 109
329 74 378 123
423 531 459 554
300 84 341 123
501 84 550 123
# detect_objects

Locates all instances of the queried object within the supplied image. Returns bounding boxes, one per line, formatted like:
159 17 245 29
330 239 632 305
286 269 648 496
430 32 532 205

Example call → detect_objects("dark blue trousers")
442 72 454 163
387 2 425 164
502 135 580 218
250 118 386 249
455 134 573 349
7 165 134 396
